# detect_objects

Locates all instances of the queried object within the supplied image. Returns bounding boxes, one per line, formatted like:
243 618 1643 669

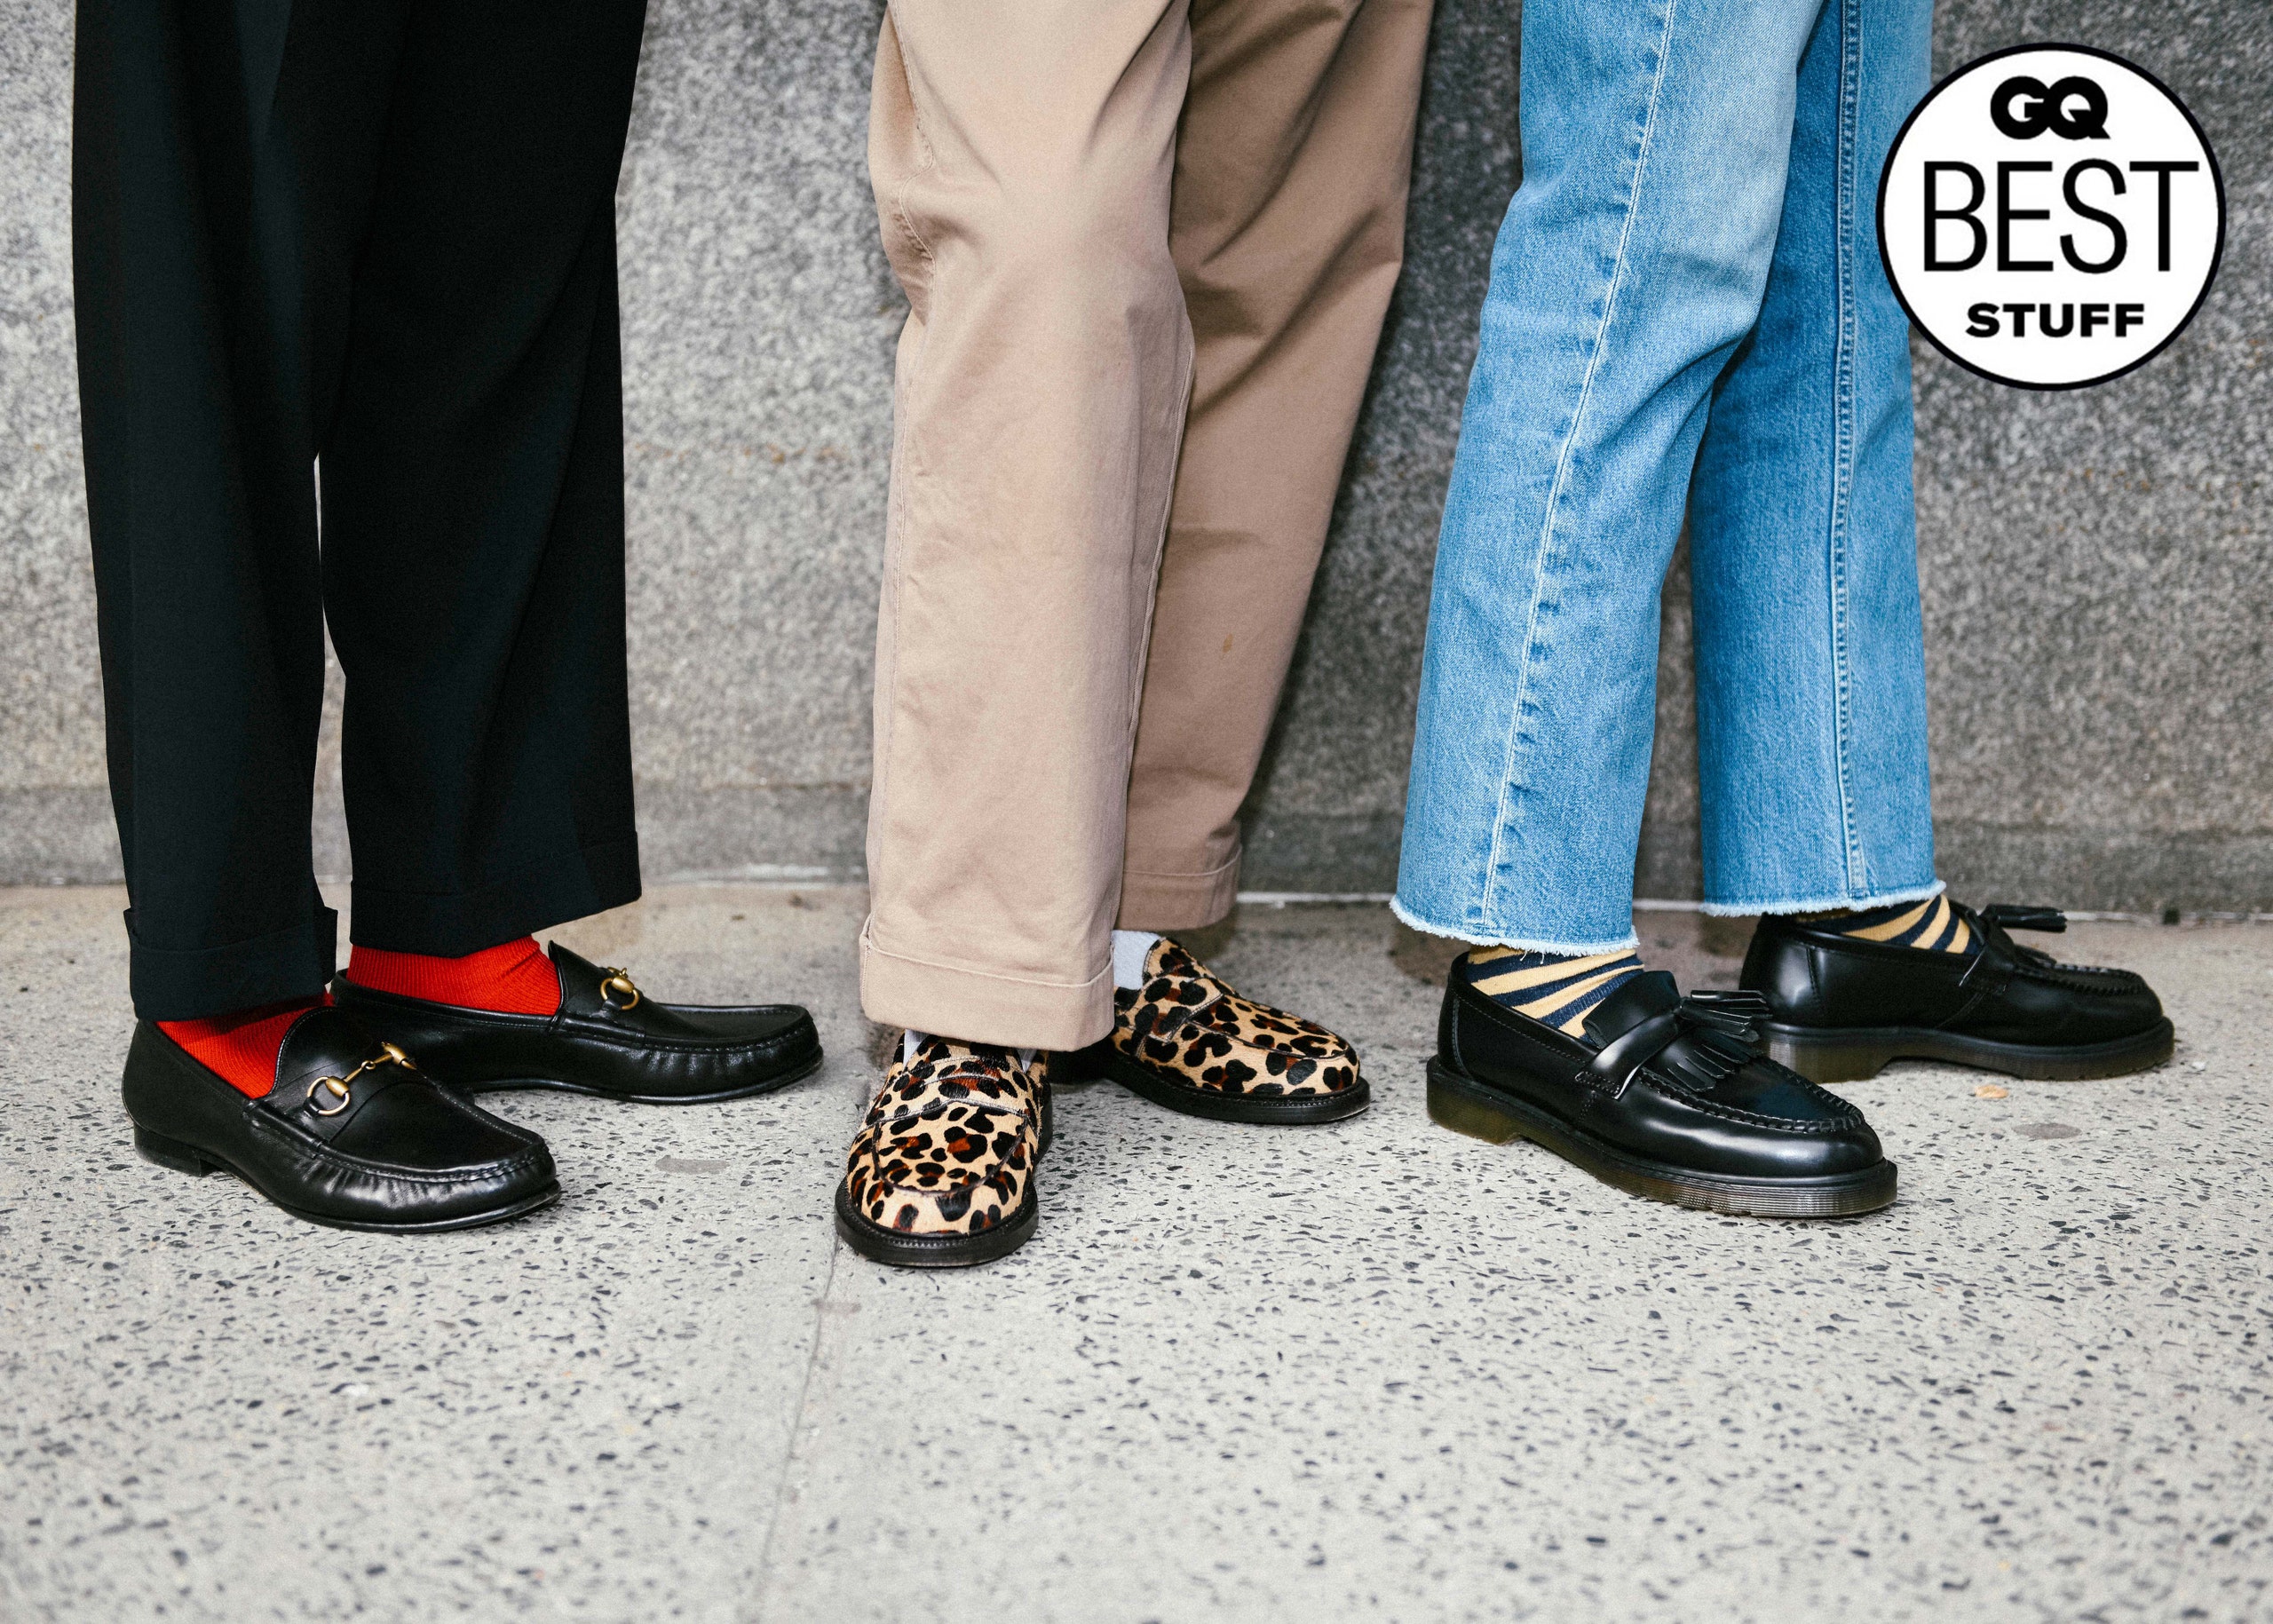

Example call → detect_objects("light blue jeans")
1396 0 1937 953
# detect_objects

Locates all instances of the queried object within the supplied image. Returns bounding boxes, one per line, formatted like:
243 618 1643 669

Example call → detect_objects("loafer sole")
462 1047 825 1105
833 1180 1039 1269
1426 1059 1897 1219
1761 1018 2174 1083
132 1127 561 1233
1065 1041 1370 1125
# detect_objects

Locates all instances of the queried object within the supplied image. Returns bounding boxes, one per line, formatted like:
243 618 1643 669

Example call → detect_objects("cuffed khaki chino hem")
859 0 1432 1050
1118 847 1244 935
860 923 1117 1056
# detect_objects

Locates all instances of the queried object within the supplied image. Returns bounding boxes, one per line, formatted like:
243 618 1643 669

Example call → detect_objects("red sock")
345 936 561 1016
159 995 329 1099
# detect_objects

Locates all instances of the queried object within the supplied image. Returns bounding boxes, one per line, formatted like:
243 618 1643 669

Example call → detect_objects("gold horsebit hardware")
305 1041 415 1118
598 967 643 1012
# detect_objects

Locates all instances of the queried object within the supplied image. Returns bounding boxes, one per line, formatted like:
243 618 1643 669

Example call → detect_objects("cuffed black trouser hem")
128 903 340 1023
347 836 643 958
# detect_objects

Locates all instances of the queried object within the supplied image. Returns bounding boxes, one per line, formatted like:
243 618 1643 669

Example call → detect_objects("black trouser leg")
75 0 406 1018
74 0 647 1019
322 0 648 954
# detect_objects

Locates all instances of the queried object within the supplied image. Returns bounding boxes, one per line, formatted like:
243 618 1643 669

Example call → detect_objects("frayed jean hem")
1390 894 1642 956
1699 877 1943 918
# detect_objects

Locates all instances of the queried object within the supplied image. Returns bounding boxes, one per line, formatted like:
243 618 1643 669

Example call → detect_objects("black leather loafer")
331 945 822 1105
123 1007 558 1232
1429 957 1895 1217
1741 903 2174 1083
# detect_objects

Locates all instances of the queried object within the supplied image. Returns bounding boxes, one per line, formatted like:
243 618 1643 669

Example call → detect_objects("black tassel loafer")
1428 958 1896 1218
1741 904 2174 1083
332 944 822 1105
123 1006 559 1232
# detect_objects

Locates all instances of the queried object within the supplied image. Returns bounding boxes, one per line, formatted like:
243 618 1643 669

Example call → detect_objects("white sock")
1111 929 1161 991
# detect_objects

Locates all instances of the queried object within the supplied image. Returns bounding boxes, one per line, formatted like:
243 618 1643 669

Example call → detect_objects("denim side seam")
1476 0 1684 934
1826 0 1865 892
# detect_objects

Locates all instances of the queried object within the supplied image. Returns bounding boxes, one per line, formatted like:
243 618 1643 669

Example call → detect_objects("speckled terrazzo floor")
2 886 2268 1622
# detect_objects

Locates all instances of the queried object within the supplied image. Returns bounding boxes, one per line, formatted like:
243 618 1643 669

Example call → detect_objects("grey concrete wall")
2 0 2267 911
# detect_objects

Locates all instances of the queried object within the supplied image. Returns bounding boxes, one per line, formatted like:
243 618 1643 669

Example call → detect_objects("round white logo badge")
1878 44 2224 390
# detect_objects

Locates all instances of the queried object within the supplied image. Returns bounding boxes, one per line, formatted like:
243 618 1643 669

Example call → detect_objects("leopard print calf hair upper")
1111 939 1360 1099
841 1037 1046 1237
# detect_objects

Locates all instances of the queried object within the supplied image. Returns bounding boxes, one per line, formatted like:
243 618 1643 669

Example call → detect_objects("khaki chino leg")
860 0 1433 1050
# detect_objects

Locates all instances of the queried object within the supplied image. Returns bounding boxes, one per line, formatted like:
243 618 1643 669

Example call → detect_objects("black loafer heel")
1425 1062 1528 1144
133 1126 220 1176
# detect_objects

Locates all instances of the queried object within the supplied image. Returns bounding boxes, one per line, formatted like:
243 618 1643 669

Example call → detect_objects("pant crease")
1479 0 1685 930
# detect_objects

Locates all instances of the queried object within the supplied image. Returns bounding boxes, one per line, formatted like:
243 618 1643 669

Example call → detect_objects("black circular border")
1874 40 2228 392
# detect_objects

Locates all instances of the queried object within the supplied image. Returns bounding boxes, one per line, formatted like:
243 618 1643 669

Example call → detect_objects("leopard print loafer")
1060 939 1367 1125
836 1036 1050 1268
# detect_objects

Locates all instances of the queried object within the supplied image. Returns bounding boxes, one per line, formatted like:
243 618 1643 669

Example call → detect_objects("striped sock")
1462 947 1647 1038
1811 894 1976 955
